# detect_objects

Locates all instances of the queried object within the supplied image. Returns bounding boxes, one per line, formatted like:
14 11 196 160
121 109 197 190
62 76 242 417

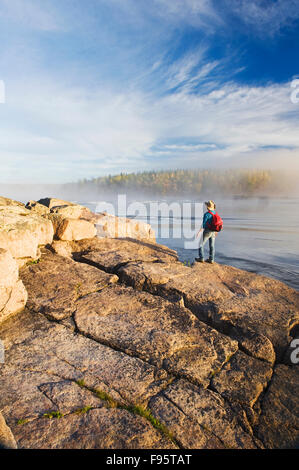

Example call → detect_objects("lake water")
84 197 299 290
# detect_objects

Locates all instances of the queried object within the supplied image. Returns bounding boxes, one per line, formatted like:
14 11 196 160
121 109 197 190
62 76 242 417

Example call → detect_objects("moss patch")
43 411 64 419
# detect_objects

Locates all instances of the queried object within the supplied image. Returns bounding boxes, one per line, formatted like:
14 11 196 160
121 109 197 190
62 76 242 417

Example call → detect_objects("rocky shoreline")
0 196 298 449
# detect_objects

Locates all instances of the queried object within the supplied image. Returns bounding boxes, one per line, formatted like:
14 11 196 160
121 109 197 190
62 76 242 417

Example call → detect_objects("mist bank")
65 169 299 200
1 169 298 203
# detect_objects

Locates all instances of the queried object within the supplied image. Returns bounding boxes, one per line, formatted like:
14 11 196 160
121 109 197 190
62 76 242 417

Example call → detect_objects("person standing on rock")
195 200 223 264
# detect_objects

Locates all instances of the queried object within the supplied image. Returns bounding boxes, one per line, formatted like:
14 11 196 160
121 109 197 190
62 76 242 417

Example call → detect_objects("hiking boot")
205 259 214 264
195 258 204 263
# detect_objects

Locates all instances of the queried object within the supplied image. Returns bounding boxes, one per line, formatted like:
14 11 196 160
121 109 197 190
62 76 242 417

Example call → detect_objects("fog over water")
83 195 299 291
1 179 298 291
151 196 299 291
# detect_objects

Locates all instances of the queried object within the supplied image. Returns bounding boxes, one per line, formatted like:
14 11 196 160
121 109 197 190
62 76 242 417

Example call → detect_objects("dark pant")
198 230 216 261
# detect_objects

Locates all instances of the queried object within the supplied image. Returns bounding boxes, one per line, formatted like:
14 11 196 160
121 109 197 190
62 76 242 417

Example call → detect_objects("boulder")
36 198 99 241
38 198 103 223
54 217 97 241
49 204 98 222
25 200 50 216
0 202 54 263
0 197 24 207
50 240 73 258
96 213 155 241
15 248 42 269
0 412 17 449
37 198 75 209
0 247 19 288
0 280 28 323
0 248 27 325
0 228 39 261
37 198 155 241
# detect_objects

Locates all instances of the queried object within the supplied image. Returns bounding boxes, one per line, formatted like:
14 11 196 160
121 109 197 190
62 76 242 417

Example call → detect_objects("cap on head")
205 200 216 210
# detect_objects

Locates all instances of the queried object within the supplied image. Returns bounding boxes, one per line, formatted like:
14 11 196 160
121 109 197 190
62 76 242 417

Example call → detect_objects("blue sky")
0 0 299 183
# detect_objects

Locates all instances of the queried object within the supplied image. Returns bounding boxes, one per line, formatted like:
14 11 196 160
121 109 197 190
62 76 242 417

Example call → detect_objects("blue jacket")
203 210 215 230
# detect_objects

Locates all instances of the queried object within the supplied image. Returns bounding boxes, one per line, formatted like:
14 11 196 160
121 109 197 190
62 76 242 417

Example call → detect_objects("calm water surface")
84 197 299 290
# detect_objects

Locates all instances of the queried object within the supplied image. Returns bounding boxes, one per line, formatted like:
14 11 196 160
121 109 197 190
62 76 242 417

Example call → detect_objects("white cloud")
0 0 298 183
162 143 217 151
227 0 299 35
99 0 299 37
0 0 63 31
163 48 215 90
150 0 221 28
0 80 155 182
1 76 299 183
97 0 221 36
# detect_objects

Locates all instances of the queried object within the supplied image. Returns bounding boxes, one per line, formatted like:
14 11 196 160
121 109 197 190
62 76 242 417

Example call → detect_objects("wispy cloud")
150 0 221 29
0 0 299 182
102 0 221 30
161 48 220 92
1 75 298 183
225 0 299 36
99 0 299 37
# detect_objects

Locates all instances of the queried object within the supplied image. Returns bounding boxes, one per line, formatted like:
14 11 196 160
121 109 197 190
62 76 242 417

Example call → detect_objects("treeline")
65 169 290 197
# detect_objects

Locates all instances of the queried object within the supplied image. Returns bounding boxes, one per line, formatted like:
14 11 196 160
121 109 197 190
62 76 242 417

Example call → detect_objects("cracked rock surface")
20 250 118 320
118 260 299 361
53 237 179 268
0 235 298 449
74 284 238 388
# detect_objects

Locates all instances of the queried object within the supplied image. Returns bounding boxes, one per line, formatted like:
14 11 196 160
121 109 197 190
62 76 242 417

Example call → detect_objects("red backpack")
206 210 223 232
